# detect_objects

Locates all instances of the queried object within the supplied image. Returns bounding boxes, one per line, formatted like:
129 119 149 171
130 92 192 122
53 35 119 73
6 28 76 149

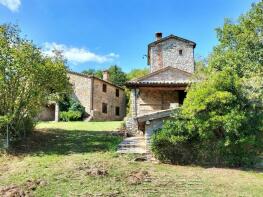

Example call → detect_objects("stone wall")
130 88 139 117
67 72 92 115
92 78 126 121
125 117 139 135
140 67 191 82
37 105 55 121
145 117 169 151
150 38 194 73
137 88 179 115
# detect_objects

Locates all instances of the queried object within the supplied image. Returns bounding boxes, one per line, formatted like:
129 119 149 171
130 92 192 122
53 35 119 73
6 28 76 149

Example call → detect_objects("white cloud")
42 42 119 64
0 0 21 12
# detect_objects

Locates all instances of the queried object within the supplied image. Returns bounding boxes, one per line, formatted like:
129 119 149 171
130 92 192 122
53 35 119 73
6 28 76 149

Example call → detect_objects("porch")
136 87 186 116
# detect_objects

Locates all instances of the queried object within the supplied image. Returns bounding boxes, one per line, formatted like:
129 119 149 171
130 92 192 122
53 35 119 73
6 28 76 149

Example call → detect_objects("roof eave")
125 82 190 88
67 70 124 90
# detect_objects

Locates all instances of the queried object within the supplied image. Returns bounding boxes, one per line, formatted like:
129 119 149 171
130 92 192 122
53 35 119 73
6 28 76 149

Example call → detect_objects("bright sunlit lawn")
0 121 263 196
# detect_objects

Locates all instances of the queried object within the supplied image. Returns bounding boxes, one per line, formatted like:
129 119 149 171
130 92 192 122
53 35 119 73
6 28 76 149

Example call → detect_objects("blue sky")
0 0 258 73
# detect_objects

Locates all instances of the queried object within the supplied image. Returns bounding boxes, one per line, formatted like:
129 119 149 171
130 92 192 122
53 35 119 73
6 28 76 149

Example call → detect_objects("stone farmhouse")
39 70 126 121
126 32 196 147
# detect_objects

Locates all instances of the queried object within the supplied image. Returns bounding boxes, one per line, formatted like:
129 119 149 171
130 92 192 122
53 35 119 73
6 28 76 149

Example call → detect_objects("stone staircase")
117 136 146 154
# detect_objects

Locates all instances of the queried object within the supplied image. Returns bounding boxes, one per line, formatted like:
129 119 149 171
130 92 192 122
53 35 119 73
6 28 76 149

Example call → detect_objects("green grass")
1 121 263 196
36 121 123 131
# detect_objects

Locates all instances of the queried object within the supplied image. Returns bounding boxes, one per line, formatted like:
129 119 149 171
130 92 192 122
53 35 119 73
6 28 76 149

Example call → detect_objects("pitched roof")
148 34 196 47
147 34 196 65
126 66 193 87
67 70 124 90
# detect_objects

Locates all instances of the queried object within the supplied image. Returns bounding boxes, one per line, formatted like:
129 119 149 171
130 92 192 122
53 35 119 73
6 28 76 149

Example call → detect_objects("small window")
115 106 120 116
102 84 107 92
179 49 183 55
102 103 107 113
116 89 119 97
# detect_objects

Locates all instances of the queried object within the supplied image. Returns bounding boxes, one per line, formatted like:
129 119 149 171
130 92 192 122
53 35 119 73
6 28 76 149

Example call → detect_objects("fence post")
6 125 9 149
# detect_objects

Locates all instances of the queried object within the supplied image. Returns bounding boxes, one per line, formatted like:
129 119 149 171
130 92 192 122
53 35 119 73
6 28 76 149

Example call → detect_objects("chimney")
155 32 162 41
103 70 109 81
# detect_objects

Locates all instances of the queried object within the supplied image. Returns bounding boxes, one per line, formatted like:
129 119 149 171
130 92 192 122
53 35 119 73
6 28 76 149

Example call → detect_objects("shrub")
59 97 85 121
151 70 263 167
68 99 85 115
151 129 193 164
59 111 82 122
59 97 85 115
152 1 263 167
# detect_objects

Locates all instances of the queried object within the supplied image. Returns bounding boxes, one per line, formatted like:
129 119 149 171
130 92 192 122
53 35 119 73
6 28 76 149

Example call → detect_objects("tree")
208 1 263 77
82 65 127 87
108 65 127 87
0 24 71 146
151 1 263 167
82 68 103 79
127 67 149 80
152 69 263 166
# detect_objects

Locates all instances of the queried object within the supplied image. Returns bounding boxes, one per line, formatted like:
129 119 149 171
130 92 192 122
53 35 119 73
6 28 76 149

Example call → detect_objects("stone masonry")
149 34 195 73
126 33 196 150
39 71 126 121
68 71 126 121
68 72 92 114
92 78 126 121
138 88 179 114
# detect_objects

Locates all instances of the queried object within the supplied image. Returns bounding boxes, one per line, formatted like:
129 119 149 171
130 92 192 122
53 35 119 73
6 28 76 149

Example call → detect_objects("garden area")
1 121 263 196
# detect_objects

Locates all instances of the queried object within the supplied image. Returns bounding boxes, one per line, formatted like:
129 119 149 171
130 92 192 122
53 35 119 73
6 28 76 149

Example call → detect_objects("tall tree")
127 67 149 80
0 24 71 145
108 65 127 87
151 1 263 167
208 1 263 77
82 68 103 79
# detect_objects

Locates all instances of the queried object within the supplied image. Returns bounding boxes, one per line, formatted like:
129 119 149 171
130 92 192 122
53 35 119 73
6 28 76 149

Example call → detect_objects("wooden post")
6 125 9 149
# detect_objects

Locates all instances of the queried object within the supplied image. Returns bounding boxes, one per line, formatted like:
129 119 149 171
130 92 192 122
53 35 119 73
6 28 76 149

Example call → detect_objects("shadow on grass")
156 157 263 173
8 129 123 156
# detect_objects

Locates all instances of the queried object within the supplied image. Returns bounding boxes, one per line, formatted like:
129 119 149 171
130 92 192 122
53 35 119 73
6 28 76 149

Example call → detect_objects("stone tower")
147 33 196 73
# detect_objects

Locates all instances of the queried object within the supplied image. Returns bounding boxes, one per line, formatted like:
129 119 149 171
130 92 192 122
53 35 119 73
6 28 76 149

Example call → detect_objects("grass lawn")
1 121 263 196
37 121 123 131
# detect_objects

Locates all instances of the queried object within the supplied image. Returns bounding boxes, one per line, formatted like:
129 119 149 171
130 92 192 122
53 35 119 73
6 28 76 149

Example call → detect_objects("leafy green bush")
59 97 85 114
59 111 82 122
152 1 263 167
68 99 85 115
151 70 263 167
59 97 85 121
151 129 193 164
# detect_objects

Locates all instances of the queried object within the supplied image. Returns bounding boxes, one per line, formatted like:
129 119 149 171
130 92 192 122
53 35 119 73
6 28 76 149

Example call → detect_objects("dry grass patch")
0 122 263 196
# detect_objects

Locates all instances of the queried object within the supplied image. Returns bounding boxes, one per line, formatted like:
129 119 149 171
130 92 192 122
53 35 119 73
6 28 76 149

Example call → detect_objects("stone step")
117 136 146 154
117 144 146 148
117 147 146 154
